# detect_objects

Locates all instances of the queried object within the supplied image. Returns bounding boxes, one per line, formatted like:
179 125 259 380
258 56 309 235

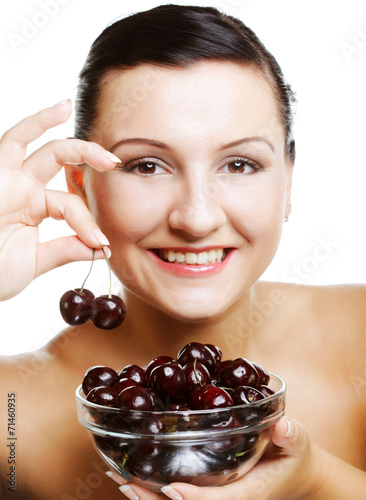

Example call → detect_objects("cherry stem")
102 247 112 299
235 449 251 458
80 248 95 293
193 358 203 387
121 453 129 468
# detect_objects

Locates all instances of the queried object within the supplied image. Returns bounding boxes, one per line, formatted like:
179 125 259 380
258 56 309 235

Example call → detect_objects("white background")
0 0 365 355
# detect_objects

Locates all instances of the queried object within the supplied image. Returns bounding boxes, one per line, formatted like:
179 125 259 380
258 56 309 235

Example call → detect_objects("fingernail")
161 485 184 500
105 470 125 486
104 150 121 163
103 246 112 259
94 228 110 246
284 417 293 438
52 98 70 107
118 485 140 500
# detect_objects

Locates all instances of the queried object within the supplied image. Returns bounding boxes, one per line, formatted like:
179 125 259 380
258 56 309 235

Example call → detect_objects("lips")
154 248 228 265
148 247 235 277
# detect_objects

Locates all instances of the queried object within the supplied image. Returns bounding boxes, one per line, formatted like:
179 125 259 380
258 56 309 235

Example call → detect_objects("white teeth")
176 252 185 263
197 252 208 264
159 248 226 265
208 249 216 262
167 250 175 262
185 252 198 264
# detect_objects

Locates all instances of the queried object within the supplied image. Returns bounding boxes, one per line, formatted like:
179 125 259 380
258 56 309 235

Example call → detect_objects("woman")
0 4 365 500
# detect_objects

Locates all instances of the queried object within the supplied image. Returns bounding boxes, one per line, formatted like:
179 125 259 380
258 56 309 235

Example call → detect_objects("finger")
104 470 164 499
45 189 110 248
35 236 107 278
271 417 309 456
161 482 238 500
22 138 121 187
160 420 310 500
119 482 164 500
0 100 72 170
105 470 126 487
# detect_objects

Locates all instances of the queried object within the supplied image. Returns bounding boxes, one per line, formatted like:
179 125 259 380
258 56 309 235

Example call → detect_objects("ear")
64 163 88 206
286 163 293 202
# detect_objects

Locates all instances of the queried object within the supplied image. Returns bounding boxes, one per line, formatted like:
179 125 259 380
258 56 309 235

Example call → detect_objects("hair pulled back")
75 4 296 161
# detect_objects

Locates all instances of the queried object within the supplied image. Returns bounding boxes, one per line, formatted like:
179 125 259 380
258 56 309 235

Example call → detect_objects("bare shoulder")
255 280 366 360
258 281 366 404
292 282 366 334
257 280 366 329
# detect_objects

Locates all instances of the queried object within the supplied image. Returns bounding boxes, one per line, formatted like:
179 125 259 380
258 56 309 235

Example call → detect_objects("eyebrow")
110 138 169 153
109 136 275 153
218 136 275 152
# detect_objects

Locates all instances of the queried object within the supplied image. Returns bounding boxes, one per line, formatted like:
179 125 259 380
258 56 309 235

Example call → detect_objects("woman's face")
84 61 293 321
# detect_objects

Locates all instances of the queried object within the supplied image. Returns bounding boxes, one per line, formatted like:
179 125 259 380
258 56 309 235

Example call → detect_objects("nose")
168 177 227 239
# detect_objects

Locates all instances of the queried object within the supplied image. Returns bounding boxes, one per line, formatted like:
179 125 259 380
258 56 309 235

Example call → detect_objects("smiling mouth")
153 248 230 265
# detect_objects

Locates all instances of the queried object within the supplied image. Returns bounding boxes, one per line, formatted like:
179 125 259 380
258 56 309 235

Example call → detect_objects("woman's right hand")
0 100 120 301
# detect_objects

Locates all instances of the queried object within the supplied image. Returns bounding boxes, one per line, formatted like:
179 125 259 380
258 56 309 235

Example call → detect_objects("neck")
119 285 262 362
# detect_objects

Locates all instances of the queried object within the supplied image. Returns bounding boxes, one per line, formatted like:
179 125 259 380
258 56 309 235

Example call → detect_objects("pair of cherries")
59 249 126 330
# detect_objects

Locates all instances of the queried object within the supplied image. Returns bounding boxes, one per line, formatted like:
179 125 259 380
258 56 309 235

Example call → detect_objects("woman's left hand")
108 416 325 500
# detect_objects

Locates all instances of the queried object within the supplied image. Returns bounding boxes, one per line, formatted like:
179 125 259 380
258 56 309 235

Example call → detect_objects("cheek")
86 172 168 244
223 177 285 243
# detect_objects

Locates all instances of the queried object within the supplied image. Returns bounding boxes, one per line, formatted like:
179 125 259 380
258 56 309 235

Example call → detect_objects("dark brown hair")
75 4 296 161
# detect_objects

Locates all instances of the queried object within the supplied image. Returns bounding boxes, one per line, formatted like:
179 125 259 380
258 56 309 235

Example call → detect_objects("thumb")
271 416 309 456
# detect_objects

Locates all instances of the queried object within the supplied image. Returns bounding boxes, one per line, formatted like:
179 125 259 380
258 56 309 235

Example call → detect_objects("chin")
151 296 231 324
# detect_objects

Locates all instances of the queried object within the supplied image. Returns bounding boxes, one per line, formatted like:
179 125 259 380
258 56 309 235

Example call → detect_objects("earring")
284 200 291 222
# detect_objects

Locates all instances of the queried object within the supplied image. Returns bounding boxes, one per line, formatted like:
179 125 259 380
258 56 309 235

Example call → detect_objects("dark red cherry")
145 388 165 410
191 385 233 410
258 385 275 398
204 344 222 364
176 342 216 375
60 288 94 325
207 414 242 452
136 440 162 459
119 365 148 387
252 361 270 386
82 365 119 395
113 377 139 395
183 361 211 392
244 387 265 402
231 385 265 406
220 358 259 388
140 417 164 435
126 456 157 481
200 385 234 409
216 359 233 377
118 386 152 411
150 362 186 397
145 356 175 378
190 384 211 409
91 295 126 330
86 386 119 407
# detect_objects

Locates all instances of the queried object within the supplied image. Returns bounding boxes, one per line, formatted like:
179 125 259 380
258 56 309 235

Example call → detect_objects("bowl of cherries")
76 342 286 491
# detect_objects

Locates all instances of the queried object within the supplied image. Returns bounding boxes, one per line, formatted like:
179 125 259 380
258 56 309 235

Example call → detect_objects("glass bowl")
76 373 285 491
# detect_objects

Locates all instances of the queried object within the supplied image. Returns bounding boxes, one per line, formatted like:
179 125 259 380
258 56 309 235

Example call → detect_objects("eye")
221 158 262 174
118 158 168 176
